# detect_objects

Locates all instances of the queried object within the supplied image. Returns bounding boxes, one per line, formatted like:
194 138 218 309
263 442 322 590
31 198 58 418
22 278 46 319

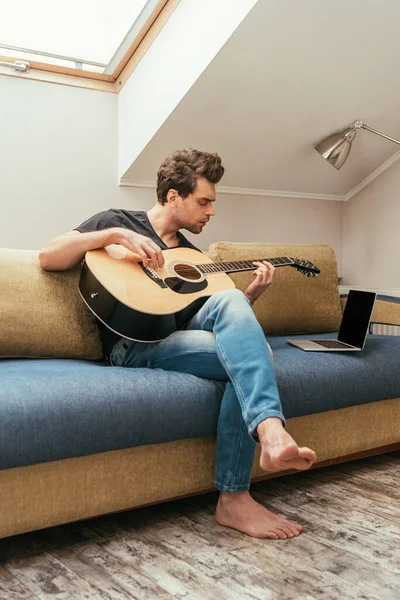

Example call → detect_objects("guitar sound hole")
174 263 202 280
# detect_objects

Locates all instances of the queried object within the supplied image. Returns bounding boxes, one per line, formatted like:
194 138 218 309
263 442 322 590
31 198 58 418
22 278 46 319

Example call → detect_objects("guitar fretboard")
197 257 294 274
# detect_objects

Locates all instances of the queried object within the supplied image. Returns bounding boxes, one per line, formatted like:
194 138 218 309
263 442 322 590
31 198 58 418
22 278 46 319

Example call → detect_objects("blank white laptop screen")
287 290 377 352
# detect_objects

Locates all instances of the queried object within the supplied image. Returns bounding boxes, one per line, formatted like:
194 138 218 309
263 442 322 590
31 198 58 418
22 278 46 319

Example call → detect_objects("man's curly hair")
156 149 224 205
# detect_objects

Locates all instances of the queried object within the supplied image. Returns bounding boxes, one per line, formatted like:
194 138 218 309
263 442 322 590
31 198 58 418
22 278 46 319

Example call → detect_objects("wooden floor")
0 452 399 600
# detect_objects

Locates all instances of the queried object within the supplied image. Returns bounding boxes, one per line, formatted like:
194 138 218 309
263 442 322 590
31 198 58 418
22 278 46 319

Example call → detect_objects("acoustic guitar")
79 245 320 342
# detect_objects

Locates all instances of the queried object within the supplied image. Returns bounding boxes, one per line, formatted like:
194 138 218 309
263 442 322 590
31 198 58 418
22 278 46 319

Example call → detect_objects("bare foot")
257 418 316 472
216 491 303 539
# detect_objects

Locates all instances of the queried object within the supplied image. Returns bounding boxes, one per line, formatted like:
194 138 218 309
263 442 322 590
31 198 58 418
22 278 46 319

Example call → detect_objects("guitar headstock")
290 258 320 278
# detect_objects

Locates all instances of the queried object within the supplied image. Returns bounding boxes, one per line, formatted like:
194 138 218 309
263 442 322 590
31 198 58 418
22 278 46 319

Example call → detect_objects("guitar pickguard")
164 277 208 294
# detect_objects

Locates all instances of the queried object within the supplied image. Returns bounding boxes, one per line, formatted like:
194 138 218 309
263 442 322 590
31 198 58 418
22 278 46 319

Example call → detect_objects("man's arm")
39 228 164 271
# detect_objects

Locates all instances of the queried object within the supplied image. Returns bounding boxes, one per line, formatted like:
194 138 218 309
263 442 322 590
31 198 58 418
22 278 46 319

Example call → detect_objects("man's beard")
184 224 202 234
181 221 203 234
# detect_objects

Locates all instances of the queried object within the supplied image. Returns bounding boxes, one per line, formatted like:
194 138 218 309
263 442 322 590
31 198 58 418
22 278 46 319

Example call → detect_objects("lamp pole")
354 120 400 146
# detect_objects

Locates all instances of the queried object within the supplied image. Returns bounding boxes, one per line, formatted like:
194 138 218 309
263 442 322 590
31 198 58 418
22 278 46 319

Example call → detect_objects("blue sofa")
1 243 399 539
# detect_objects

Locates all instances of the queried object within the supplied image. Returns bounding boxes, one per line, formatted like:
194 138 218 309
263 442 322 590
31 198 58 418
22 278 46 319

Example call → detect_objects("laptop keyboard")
310 340 353 349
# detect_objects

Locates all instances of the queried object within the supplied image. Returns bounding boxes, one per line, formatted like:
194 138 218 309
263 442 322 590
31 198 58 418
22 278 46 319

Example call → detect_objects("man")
40 149 316 540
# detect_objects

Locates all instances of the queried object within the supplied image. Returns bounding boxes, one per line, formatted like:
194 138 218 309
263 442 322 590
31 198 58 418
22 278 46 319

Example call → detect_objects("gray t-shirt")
75 208 201 358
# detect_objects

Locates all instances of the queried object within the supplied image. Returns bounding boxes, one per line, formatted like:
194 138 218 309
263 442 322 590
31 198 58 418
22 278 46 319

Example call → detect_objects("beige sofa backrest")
208 242 343 335
0 249 103 359
0 243 342 359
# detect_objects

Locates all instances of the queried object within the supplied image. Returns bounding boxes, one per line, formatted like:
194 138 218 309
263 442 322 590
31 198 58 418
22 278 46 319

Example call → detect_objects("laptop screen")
338 290 377 348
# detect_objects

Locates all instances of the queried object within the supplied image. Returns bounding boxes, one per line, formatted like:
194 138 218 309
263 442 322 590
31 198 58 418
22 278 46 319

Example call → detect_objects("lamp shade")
315 126 357 170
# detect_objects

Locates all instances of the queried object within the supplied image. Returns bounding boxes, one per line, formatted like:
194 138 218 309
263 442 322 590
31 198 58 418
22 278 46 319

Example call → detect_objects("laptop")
287 289 377 352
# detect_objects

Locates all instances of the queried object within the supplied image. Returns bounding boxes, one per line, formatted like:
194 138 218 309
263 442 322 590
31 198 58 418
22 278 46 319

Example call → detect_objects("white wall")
0 75 133 249
119 185 343 263
118 0 258 179
342 160 400 289
181 193 343 270
0 74 343 268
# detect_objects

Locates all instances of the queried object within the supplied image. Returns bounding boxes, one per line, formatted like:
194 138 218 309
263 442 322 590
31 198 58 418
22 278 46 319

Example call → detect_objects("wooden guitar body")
79 245 319 342
79 247 235 342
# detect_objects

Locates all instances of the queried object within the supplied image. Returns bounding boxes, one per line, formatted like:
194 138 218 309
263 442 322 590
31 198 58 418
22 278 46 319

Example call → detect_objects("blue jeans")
111 289 285 492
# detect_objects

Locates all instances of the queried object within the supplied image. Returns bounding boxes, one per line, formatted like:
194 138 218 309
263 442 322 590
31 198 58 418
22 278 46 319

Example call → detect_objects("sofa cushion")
1 332 399 471
208 242 342 334
269 332 400 417
0 360 224 470
0 249 103 360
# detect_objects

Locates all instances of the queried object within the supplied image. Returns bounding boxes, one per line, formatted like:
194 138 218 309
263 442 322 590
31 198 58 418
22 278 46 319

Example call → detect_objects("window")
0 0 169 81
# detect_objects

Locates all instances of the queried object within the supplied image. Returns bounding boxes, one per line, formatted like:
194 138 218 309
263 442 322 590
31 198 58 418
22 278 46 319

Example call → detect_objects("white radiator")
370 323 400 336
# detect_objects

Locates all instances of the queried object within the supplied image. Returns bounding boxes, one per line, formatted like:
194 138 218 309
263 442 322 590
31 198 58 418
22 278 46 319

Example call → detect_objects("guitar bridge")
139 264 168 288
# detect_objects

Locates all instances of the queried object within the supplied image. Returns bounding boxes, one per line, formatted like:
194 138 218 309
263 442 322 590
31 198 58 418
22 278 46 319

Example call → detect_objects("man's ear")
167 188 180 205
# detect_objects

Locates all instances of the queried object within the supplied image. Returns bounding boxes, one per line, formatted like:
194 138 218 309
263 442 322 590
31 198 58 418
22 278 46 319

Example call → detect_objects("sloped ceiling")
123 0 400 197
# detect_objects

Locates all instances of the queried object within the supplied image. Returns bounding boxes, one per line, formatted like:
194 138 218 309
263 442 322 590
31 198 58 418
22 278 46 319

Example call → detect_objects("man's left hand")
244 261 276 305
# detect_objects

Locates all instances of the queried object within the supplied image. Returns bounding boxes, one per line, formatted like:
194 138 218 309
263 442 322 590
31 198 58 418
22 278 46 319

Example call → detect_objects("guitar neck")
197 257 294 274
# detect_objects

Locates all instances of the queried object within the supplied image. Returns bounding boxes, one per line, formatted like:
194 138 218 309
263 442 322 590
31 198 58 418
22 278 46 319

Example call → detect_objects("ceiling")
123 0 400 198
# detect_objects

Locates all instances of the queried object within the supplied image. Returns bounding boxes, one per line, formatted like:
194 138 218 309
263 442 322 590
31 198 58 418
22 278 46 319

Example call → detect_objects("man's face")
173 176 216 234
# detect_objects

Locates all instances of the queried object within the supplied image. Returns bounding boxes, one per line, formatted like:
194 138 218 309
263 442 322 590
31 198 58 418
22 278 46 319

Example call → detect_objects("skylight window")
0 0 165 76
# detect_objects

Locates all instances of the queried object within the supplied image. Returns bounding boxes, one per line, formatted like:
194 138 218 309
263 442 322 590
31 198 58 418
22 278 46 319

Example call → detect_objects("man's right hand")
111 228 164 269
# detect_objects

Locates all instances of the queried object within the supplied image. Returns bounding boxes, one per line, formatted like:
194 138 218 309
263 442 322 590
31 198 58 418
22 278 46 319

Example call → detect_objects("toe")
280 524 296 538
288 525 302 536
285 531 294 538
274 528 289 539
298 458 315 470
295 523 304 534
279 442 301 461
298 447 317 462
284 457 314 470
279 517 303 536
